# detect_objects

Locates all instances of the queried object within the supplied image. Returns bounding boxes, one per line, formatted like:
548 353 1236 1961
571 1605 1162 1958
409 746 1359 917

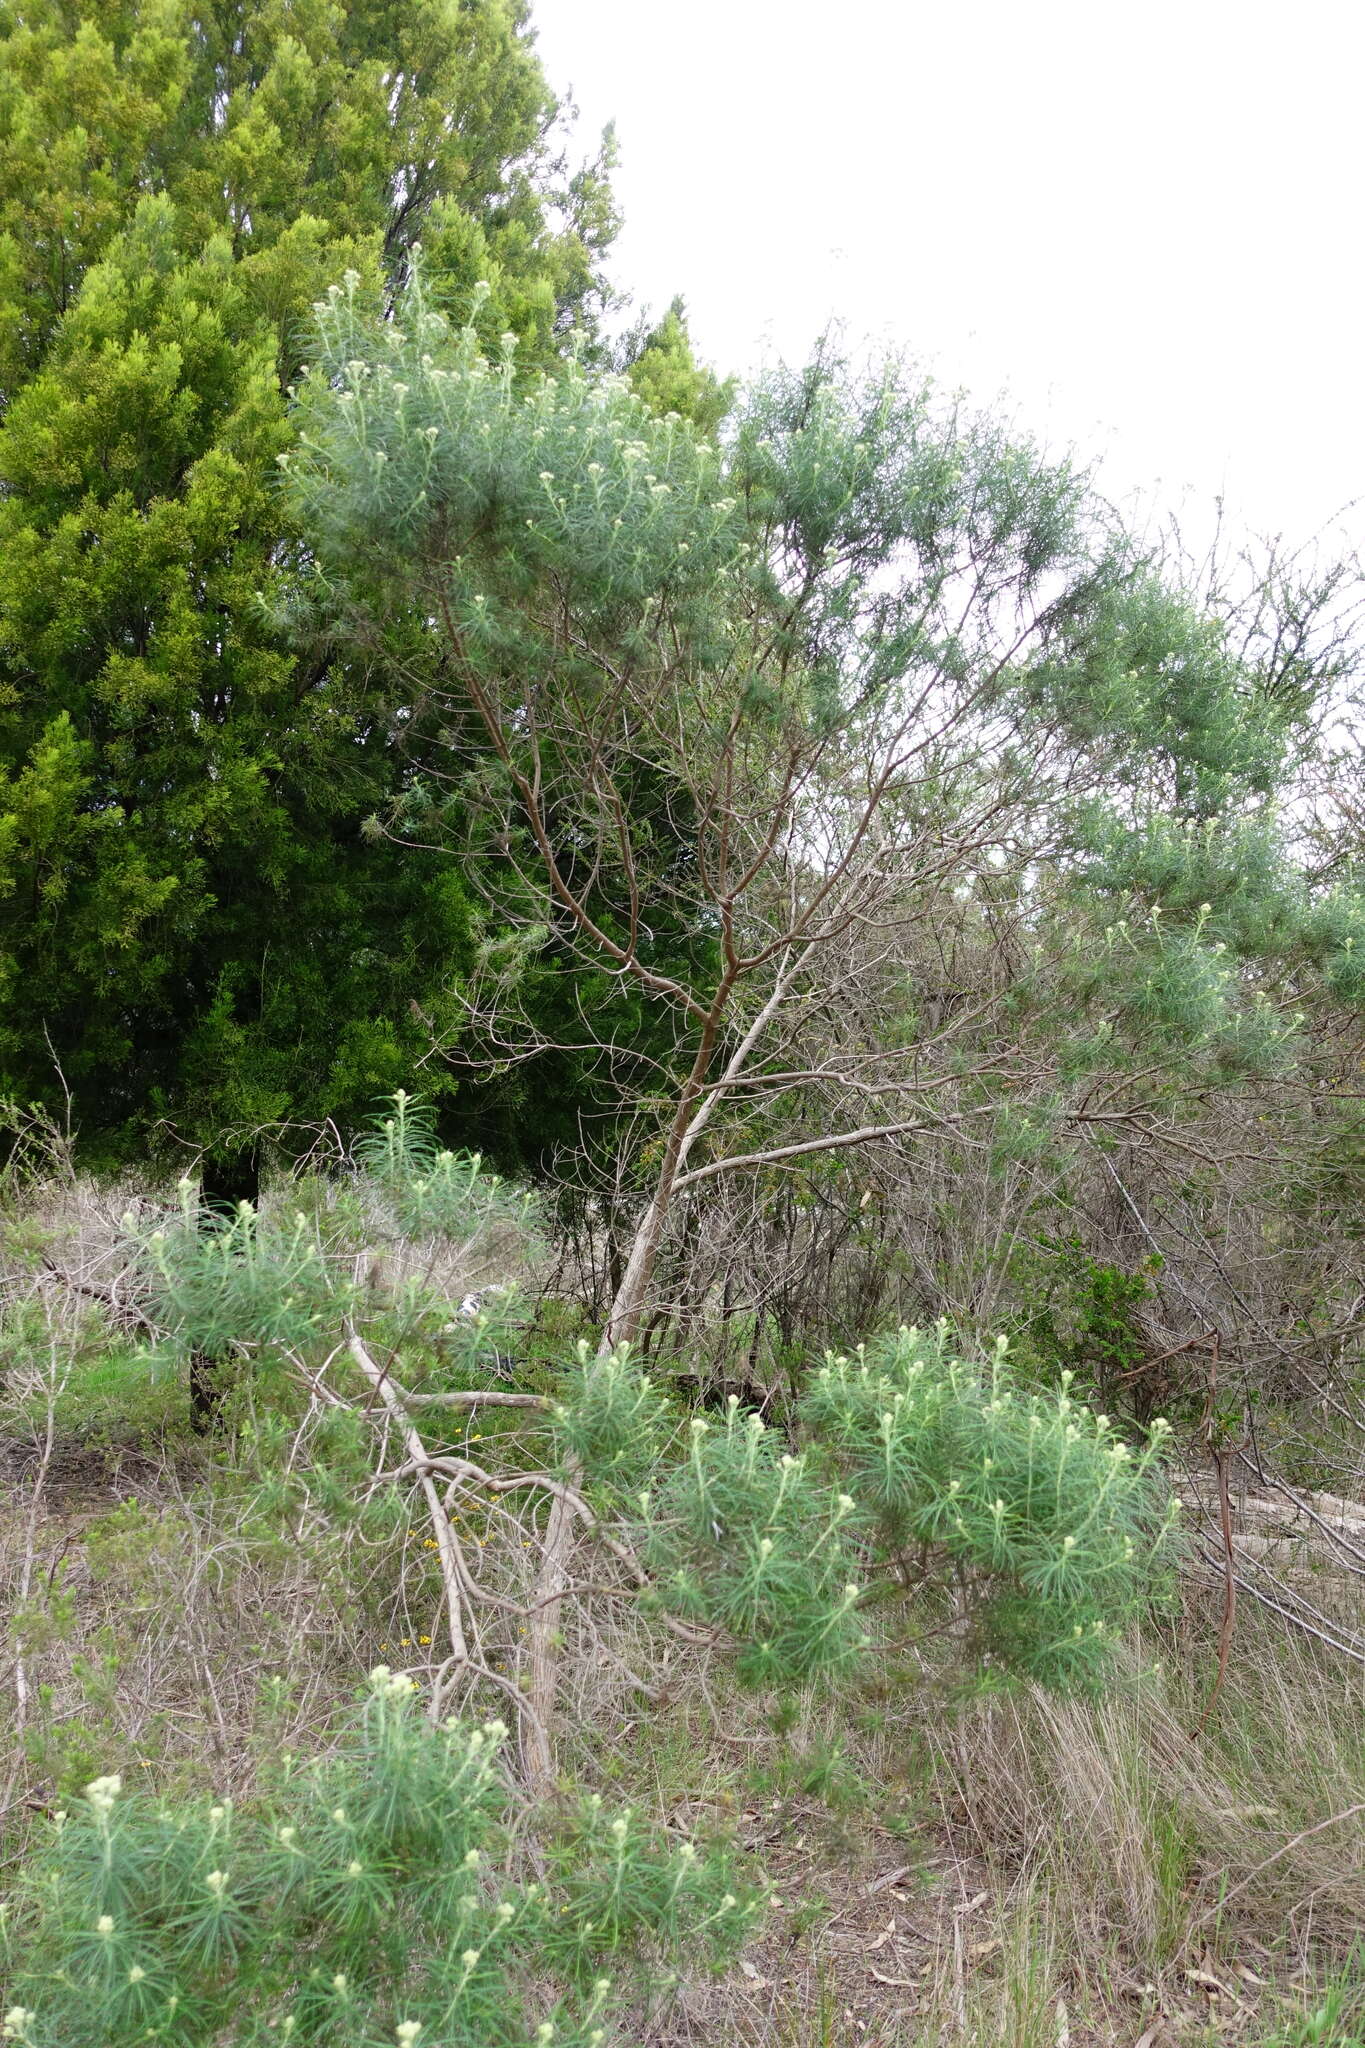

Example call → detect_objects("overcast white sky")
534 0 1363 562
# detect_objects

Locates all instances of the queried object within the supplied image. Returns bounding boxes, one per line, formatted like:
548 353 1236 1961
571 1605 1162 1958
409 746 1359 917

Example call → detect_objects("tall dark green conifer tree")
0 0 617 1169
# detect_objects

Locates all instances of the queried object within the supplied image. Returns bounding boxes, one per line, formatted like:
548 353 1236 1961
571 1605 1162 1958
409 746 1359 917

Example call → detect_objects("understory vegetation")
4 0 1365 2040
5 1098 1365 2044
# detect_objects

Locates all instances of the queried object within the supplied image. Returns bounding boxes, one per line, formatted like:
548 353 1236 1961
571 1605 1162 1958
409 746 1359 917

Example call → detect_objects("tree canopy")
276 268 1365 1350
0 0 618 1170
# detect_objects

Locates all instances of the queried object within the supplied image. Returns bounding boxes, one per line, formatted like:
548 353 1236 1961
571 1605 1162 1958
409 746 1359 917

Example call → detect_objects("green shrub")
120 1092 538 1392
640 1404 865 1688
803 1325 1177 1688
107 1103 1177 1740
0 1668 761 2047
1009 1234 1179 1418
355 1089 538 1248
128 1185 343 1363
553 1324 1176 1697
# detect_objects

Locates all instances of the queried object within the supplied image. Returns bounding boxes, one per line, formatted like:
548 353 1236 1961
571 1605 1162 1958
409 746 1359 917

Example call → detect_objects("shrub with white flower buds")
3 1672 759 2045
552 1321 1176 1694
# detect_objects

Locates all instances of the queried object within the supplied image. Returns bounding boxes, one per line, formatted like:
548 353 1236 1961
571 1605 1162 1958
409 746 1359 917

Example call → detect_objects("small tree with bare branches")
281 268 1355 1761
283 268 1297 1347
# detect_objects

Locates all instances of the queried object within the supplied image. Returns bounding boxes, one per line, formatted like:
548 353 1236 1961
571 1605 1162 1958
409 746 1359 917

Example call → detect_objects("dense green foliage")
0 1668 759 2046
623 296 732 435
123 1090 535 1392
560 1328 1175 1693
0 0 617 1167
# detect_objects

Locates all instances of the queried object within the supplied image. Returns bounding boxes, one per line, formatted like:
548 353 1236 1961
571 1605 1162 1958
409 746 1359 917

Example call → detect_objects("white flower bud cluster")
85 1774 122 1816
368 1665 418 1701
456 1720 509 1753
